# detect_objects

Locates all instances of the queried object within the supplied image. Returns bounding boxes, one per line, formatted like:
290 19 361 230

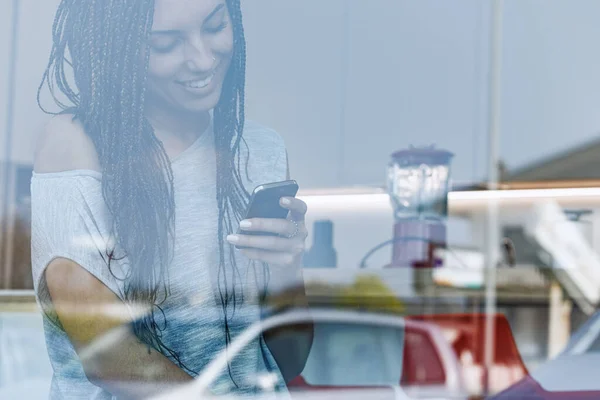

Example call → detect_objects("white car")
0 307 467 399
151 309 467 400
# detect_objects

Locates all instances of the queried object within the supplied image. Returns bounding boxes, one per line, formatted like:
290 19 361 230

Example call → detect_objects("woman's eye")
150 38 181 53
205 21 228 34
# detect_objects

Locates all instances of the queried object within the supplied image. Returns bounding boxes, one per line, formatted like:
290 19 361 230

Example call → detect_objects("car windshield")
301 322 404 386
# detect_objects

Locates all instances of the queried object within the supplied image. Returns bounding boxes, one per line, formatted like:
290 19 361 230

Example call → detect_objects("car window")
563 313 600 354
401 329 446 386
583 329 600 353
301 322 404 386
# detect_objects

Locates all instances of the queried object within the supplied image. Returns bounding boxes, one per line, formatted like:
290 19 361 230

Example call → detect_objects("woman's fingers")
226 197 309 265
226 233 305 253
280 197 307 221
238 218 307 239
235 197 308 237
239 248 302 267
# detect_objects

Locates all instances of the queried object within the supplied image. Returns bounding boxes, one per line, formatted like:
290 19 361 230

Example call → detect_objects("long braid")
38 0 255 381
213 1 254 385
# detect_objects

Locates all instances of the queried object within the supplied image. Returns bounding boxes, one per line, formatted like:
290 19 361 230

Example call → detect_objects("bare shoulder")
34 113 101 173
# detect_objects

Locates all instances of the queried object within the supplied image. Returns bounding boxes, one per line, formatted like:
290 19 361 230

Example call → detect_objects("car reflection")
290 317 466 399
149 308 471 400
1 305 536 399
489 311 600 400
408 313 527 396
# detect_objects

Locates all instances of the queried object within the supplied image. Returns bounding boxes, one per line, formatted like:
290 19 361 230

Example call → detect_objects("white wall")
501 0 600 169
0 0 61 165
0 0 16 165
10 0 61 165
245 0 600 188
5 1 600 267
244 0 490 188
10 0 489 187
7 1 600 187
341 0 488 187
243 0 347 189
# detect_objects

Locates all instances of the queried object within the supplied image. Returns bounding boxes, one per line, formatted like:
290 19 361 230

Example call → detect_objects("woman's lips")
177 73 215 90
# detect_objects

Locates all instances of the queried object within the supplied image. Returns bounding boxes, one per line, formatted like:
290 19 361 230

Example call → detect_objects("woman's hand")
226 197 308 267
228 197 314 382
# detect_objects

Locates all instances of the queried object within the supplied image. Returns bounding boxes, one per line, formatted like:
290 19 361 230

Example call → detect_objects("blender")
387 145 453 267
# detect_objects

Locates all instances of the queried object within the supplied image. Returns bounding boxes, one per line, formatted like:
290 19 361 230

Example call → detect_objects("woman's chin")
175 91 222 114
146 86 222 116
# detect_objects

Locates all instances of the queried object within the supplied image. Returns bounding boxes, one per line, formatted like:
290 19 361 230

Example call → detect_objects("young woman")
31 0 311 398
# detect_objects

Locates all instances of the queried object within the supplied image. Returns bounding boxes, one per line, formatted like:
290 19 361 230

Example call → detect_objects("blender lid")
391 145 454 165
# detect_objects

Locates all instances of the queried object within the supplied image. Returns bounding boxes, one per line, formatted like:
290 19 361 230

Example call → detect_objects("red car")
408 313 528 397
290 317 467 399
291 312 528 399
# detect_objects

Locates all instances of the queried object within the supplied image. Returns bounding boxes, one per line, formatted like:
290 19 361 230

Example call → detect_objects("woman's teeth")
181 74 214 89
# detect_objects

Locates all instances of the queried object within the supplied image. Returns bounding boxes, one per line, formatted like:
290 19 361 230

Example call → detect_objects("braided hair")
38 0 251 377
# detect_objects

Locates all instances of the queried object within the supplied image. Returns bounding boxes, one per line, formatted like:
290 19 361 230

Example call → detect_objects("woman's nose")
184 36 215 72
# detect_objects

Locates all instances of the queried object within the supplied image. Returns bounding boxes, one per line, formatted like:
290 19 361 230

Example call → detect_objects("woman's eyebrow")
204 3 226 23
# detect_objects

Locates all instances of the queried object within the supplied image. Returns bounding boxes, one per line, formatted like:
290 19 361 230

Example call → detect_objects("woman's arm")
225 151 314 381
36 115 193 399
261 275 314 383
45 258 193 399
226 166 314 383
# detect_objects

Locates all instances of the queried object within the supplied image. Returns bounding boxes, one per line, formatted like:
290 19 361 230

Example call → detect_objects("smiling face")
146 0 234 113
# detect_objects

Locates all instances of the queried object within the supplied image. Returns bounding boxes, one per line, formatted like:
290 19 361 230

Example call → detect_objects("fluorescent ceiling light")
449 187 600 201
298 187 600 214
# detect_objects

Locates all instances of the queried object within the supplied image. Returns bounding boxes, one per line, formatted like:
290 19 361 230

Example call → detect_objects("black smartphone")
237 180 299 237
